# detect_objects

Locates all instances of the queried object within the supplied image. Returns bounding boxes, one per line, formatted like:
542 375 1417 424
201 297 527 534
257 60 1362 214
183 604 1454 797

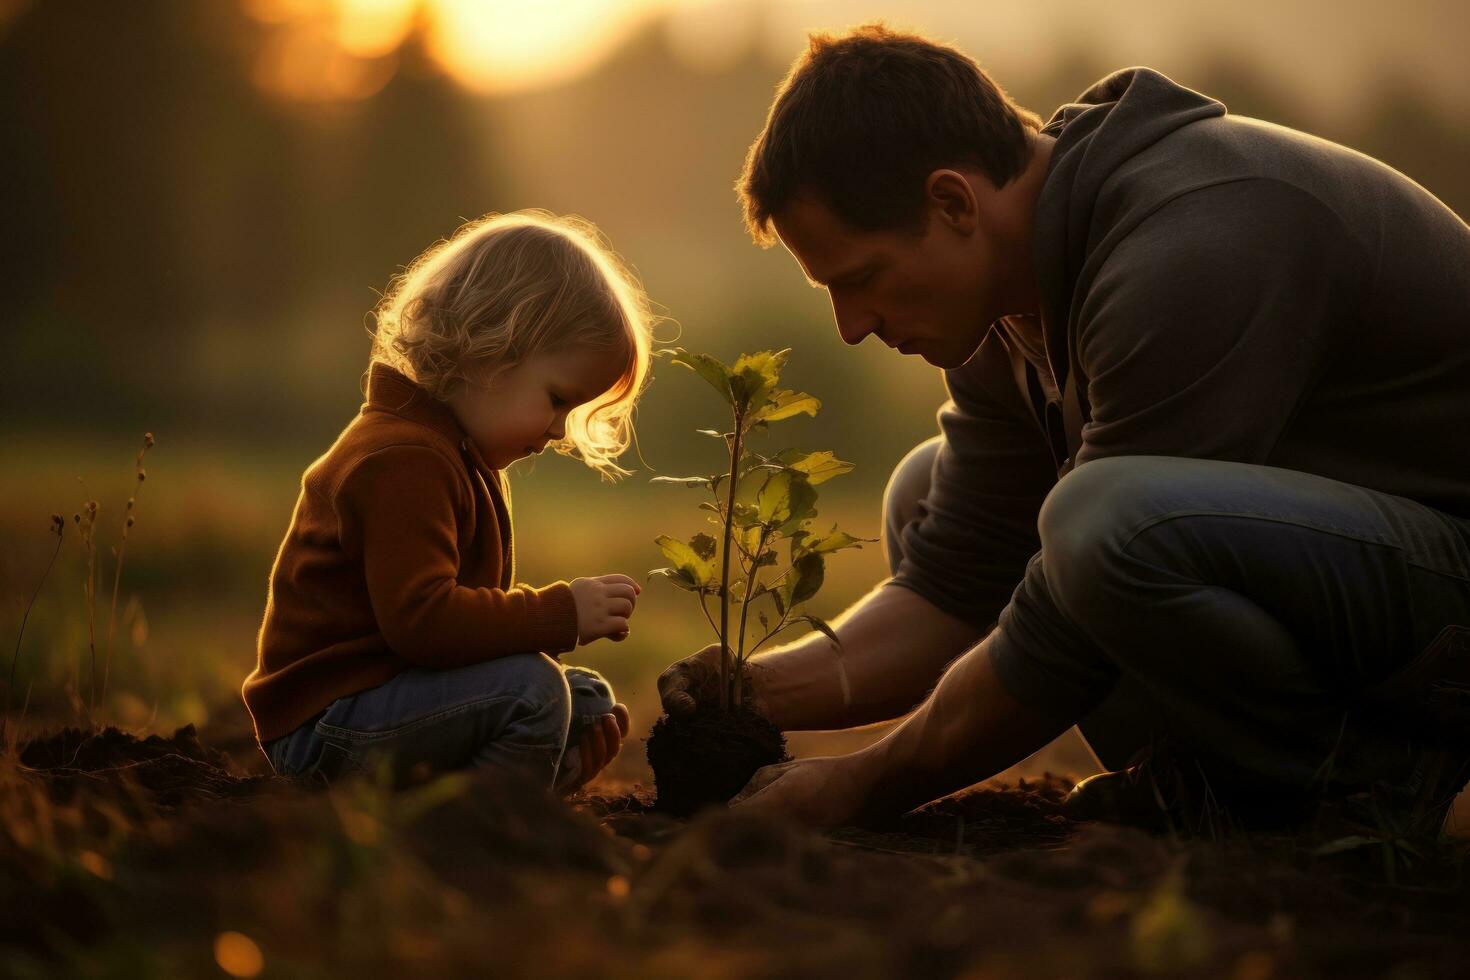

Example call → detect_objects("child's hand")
570 574 641 644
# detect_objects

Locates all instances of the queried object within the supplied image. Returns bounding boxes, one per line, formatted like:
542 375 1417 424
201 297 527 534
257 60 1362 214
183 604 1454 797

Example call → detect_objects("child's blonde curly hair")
369 210 655 479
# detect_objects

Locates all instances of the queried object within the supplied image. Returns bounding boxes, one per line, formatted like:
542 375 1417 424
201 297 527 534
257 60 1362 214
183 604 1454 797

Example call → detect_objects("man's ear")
924 169 979 233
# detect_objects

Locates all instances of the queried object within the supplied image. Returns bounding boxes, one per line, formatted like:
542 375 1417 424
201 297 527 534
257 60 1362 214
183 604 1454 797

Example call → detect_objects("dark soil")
6 723 1470 978
16 723 278 812
644 705 788 816
20 723 231 771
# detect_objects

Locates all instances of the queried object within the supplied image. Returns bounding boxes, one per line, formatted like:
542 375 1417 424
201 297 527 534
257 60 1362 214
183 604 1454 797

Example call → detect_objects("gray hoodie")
893 68 1470 627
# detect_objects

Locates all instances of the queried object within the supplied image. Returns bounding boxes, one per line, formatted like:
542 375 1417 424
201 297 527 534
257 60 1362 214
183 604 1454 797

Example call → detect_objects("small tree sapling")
645 347 873 814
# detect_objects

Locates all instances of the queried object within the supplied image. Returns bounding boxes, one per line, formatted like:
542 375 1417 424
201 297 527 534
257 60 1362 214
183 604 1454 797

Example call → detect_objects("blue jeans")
884 442 1470 795
262 654 615 792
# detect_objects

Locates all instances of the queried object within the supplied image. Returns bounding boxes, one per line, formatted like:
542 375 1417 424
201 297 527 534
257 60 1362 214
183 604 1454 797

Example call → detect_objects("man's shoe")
1355 624 1470 837
1063 738 1225 836
1363 625 1470 738
1064 768 1173 833
1324 733 1470 839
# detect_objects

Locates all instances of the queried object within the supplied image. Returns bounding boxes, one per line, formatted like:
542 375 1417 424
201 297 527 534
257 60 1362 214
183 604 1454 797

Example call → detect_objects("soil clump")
645 705 787 816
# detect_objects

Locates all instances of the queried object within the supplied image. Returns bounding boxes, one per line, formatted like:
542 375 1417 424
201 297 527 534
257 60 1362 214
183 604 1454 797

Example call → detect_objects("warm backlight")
242 0 679 100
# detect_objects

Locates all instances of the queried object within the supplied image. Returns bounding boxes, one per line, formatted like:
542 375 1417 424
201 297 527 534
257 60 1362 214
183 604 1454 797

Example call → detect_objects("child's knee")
462 652 574 748
564 665 616 729
515 652 575 730
555 666 619 794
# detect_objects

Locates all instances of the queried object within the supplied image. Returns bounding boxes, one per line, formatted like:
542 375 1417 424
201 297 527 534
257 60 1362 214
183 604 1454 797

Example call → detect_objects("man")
657 24 1470 831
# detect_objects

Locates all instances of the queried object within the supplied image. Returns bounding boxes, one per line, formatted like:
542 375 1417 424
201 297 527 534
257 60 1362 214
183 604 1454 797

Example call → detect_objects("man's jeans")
884 439 1470 796
262 654 615 792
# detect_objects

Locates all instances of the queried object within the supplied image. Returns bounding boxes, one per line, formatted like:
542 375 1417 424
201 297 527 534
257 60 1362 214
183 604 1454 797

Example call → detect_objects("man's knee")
882 436 943 575
1038 456 1176 621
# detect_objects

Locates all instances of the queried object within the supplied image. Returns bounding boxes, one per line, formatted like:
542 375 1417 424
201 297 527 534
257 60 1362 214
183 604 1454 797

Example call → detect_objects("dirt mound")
16 723 277 811
20 723 226 769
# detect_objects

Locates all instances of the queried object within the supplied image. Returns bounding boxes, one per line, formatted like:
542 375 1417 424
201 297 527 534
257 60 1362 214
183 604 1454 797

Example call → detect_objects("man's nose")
831 298 880 346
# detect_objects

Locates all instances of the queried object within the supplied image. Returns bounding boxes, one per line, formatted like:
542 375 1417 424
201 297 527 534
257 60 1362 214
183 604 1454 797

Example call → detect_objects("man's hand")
735 635 1073 828
657 643 772 718
658 583 982 731
570 575 640 644
571 703 631 788
730 753 876 830
656 643 722 716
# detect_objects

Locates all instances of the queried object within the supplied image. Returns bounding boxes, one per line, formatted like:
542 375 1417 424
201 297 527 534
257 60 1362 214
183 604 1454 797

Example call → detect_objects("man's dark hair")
737 23 1042 246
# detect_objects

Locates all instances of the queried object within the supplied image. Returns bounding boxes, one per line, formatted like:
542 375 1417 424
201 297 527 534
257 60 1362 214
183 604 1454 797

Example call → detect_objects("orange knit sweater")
242 362 579 743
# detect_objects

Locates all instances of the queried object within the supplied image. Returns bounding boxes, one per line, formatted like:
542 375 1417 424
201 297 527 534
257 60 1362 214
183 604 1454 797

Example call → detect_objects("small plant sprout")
102 432 154 703
3 514 67 739
649 348 873 714
75 499 100 718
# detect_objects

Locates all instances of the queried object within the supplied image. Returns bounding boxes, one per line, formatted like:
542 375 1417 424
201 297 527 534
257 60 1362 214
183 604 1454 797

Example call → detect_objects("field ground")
6 437 1470 977
4 721 1470 979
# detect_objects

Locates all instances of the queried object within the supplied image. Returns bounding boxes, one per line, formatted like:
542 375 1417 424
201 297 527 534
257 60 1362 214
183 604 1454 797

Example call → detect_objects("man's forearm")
853 631 1074 818
751 581 985 731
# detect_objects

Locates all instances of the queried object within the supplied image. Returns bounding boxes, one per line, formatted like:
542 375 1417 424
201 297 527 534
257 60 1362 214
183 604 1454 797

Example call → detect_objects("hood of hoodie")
1033 68 1225 390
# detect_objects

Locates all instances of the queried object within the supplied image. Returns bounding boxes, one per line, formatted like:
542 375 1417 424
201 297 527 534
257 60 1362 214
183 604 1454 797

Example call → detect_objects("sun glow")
243 0 682 100
422 0 652 93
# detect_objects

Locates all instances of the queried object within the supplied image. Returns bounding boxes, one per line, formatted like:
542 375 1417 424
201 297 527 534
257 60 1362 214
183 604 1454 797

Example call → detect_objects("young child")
242 210 654 793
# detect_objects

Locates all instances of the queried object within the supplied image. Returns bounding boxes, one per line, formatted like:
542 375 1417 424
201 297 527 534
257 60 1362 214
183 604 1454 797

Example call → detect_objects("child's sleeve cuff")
523 581 579 655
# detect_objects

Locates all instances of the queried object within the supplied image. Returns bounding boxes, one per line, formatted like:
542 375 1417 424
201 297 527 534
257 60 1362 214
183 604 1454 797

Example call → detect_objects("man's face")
772 192 1002 369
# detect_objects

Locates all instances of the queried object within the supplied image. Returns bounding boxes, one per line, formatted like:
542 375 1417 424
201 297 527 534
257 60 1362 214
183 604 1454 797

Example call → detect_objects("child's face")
447 346 626 470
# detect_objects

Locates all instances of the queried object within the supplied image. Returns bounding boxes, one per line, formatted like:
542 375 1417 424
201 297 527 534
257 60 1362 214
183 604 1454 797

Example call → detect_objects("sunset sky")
232 0 1469 121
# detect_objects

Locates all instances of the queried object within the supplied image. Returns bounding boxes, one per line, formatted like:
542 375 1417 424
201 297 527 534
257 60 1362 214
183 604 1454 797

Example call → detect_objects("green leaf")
717 464 763 499
786 496 817 536
732 463 767 498
732 501 762 529
755 470 794 525
783 450 853 485
764 470 823 531
790 552 825 605
753 470 817 533
730 349 790 413
731 349 789 389
666 348 733 404
695 429 727 439
799 614 840 647
689 532 717 560
800 526 873 555
653 534 717 587
648 567 702 592
650 475 715 490
750 389 821 424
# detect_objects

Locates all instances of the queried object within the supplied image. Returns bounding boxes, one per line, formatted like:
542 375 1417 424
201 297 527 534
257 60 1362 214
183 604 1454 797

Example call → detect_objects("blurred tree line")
2 1 1465 465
